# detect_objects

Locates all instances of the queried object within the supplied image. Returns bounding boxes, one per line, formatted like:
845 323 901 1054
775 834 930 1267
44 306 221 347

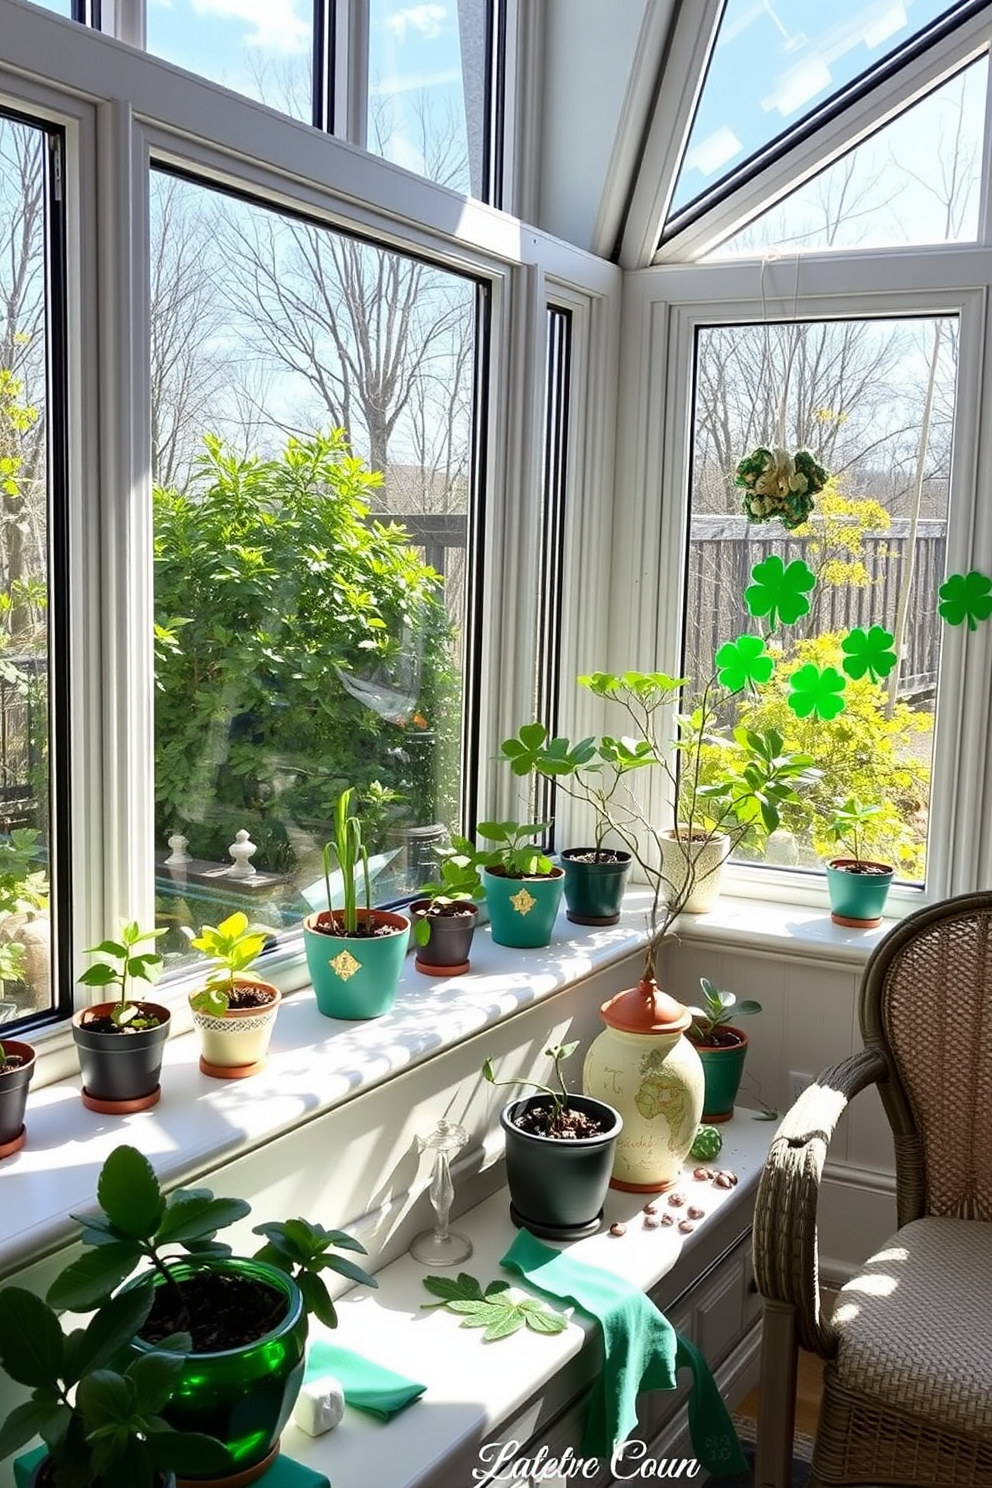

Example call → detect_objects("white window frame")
612 246 992 916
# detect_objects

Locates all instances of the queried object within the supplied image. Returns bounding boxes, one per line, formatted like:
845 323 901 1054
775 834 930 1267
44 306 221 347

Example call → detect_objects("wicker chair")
752 891 992 1488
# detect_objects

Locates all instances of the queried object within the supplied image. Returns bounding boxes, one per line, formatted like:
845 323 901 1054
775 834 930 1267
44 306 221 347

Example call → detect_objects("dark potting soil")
513 1102 609 1140
225 985 275 1009
691 1027 745 1049
0 1054 28 1073
311 912 400 939
142 1269 286 1351
565 849 627 864
423 903 475 920
80 1009 164 1034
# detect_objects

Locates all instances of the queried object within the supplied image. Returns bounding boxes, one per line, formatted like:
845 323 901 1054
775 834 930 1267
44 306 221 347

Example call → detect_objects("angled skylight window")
708 54 986 255
667 0 985 234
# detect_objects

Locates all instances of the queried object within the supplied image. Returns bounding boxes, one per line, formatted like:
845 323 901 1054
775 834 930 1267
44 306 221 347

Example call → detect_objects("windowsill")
0 887 890 1278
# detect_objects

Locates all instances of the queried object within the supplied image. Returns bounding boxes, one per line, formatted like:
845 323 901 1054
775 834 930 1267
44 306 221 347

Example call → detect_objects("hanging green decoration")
734 446 827 529
744 555 816 633
938 571 992 631
714 635 774 691
841 626 898 683
787 663 847 720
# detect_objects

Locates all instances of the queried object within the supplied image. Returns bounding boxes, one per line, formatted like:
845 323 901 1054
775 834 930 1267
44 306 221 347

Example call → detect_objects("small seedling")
475 820 554 878
686 976 761 1045
78 920 167 1028
482 1041 578 1130
187 911 269 1014
825 796 885 871
413 851 483 947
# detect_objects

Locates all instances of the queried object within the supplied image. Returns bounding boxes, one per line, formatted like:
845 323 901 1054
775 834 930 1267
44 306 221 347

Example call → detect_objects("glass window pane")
669 0 979 225
28 0 73 15
686 314 958 885
150 169 479 950
146 0 313 123
0 115 54 1025
709 57 986 256
367 0 489 196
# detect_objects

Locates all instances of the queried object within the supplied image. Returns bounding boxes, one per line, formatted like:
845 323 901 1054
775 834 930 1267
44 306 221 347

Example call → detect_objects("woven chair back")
860 891 992 1224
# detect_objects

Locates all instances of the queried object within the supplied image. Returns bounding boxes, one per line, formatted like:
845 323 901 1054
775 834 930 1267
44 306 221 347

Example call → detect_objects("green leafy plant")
0 828 48 918
472 819 555 879
187 910 269 1014
317 786 372 936
824 796 886 871
78 921 167 1029
0 1283 232 1488
481 1041 578 1133
686 977 762 1046
420 1272 567 1341
45 1145 377 1332
412 850 484 947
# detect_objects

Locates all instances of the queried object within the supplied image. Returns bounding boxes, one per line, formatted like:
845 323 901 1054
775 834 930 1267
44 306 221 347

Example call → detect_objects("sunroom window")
0 109 67 1030
149 167 481 946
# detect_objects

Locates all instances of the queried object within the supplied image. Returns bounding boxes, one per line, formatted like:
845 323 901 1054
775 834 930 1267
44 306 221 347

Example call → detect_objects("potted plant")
0 1281 233 1488
498 723 638 926
44 1143 377 1487
410 849 483 976
303 787 410 1018
187 911 280 1078
0 1037 35 1160
473 819 565 949
72 921 170 1114
686 976 762 1122
824 795 895 927
482 1041 621 1238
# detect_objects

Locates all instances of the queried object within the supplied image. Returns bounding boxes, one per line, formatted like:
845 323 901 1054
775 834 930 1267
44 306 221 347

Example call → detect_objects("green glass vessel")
126 1258 307 1480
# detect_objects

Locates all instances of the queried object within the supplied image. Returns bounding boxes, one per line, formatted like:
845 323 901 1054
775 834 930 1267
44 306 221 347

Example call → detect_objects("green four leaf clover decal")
745 556 816 633
715 635 774 691
938 571 992 631
840 626 897 683
787 664 847 720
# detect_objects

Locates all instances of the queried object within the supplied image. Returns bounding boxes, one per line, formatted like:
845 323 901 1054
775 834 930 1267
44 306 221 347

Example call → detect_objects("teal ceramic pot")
483 866 565 948
695 1029 750 1122
561 849 631 926
126 1258 306 1484
304 908 410 1018
826 859 894 928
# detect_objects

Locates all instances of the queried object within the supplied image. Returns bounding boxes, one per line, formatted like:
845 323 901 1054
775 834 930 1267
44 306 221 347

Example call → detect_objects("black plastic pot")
411 899 478 975
0 1038 35 1159
71 1001 171 1113
561 849 632 925
500 1093 622 1240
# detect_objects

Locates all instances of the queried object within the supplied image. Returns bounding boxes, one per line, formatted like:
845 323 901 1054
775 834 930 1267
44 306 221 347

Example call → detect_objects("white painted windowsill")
0 891 889 1278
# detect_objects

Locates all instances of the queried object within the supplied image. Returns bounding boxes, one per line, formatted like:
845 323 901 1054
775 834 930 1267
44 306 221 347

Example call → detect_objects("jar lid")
600 976 692 1034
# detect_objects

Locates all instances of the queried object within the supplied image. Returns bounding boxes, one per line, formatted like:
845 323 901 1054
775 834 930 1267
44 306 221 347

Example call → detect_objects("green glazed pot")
483 866 565 948
695 1029 749 1122
304 908 410 1019
561 849 631 926
126 1258 307 1484
826 859 894 928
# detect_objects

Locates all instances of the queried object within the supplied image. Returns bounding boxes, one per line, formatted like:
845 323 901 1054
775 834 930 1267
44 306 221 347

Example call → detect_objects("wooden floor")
737 1346 826 1438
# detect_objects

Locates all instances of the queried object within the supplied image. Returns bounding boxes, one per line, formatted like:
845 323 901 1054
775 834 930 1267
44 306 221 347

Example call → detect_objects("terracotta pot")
189 978 280 1078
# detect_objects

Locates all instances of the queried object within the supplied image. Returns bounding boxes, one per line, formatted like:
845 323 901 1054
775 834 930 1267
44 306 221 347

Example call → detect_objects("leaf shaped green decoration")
938 570 992 631
421 1274 566 1340
787 663 847 721
744 556 816 632
840 625 897 682
714 635 774 691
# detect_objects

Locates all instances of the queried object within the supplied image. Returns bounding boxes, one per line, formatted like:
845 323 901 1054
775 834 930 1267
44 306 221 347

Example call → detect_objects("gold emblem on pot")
510 887 536 915
330 949 362 980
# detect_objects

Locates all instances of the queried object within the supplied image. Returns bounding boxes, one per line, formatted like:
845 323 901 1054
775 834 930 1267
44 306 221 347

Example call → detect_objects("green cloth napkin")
13 1446 329 1488
305 1339 426 1420
500 1227 747 1476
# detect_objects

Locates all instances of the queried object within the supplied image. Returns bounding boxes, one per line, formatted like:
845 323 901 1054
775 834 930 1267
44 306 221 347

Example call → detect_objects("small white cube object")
293 1374 346 1436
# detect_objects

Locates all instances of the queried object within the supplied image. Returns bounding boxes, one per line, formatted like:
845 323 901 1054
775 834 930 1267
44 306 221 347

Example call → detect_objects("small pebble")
667 1191 685 1207
714 1172 734 1189
692 1166 712 1181
688 1205 705 1220
660 1213 674 1227
642 1201 658 1215
678 1219 695 1234
609 1222 626 1236
643 1213 659 1229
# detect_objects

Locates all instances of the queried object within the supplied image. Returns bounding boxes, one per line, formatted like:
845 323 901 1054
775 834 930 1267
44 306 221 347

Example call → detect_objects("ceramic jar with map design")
583 976 704 1192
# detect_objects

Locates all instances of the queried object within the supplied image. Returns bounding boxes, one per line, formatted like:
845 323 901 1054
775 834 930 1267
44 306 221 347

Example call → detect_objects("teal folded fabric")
305 1340 426 1420
13 1446 329 1488
500 1228 747 1476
